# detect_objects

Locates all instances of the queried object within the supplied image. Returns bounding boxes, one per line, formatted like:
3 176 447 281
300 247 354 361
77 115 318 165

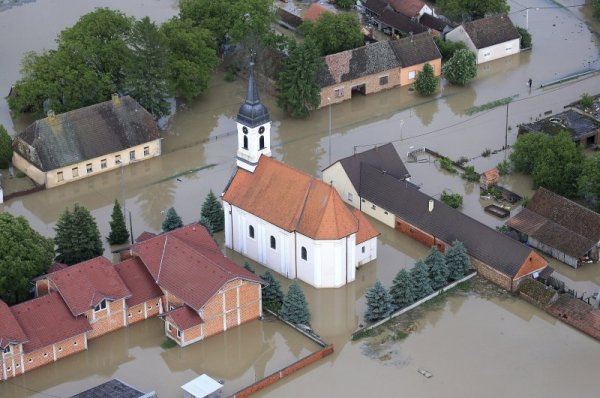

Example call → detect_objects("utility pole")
328 97 332 165
505 102 509 154
120 163 126 219
129 211 134 245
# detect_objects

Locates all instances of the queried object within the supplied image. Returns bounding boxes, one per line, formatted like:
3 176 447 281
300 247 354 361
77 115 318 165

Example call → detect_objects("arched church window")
243 135 248 150
259 136 265 150
301 247 307 261
249 225 255 239
270 236 276 250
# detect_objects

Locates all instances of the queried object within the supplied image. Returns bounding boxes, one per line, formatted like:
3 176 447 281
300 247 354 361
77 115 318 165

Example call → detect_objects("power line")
6 380 64 398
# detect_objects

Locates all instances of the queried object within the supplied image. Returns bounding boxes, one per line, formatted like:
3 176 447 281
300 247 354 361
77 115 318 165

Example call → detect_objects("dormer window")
94 299 107 312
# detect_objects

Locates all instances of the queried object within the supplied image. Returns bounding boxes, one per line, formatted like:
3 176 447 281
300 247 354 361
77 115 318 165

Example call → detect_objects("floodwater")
1 0 600 396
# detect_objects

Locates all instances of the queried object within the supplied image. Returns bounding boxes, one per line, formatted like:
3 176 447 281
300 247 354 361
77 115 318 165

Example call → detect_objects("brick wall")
126 298 161 325
470 256 513 291
87 298 127 339
395 218 447 252
230 345 335 398
1 344 24 380
183 325 203 345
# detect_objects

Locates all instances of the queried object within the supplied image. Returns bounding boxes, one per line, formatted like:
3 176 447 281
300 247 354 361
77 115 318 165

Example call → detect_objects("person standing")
528 78 533 89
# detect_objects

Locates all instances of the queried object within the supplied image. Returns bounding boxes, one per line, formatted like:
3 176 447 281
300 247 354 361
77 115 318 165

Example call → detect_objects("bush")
497 160 510 176
0 125 12 169
439 157 457 173
414 63 438 96
335 0 355 9
580 93 594 109
440 191 463 208
442 49 477 86
433 36 468 61
481 148 492 157
456 156 469 166
461 165 479 182
516 27 532 49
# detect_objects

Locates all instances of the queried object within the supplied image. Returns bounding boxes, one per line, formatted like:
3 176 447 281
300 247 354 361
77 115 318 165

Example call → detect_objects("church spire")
236 56 270 128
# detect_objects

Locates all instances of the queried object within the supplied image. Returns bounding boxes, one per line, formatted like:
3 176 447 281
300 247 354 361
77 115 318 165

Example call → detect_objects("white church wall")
356 237 378 266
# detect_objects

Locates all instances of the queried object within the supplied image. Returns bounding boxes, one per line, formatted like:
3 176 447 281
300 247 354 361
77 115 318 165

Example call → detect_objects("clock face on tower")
242 127 248 134
259 126 265 134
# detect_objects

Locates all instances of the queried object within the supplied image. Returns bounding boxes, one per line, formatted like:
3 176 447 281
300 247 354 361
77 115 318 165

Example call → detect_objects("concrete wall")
476 38 520 64
318 67 402 108
13 139 161 189
356 236 377 266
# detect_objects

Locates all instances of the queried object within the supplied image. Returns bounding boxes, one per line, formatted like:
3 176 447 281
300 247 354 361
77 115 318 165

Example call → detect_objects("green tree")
414 63 439 96
424 247 449 290
441 191 463 208
280 281 311 324
445 240 471 281
580 93 594 109
0 213 54 305
0 125 12 169
579 154 600 211
55 204 103 265
336 0 355 9
442 49 477 86
261 270 284 312
302 13 363 56
199 215 214 235
593 0 600 20
200 190 224 233
160 17 218 103
510 132 548 174
162 207 184 232
107 200 129 245
276 39 323 117
389 269 416 310
364 280 393 322
411 260 433 299
516 27 532 49
433 36 468 61
243 261 256 274
438 0 509 21
125 17 170 118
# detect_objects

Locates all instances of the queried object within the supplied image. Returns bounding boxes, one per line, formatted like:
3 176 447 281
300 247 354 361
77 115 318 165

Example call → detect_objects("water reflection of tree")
137 179 177 231
413 98 439 127
445 85 477 117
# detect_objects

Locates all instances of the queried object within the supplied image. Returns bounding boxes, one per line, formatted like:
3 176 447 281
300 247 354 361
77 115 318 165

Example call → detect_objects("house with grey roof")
317 32 441 107
445 14 521 64
518 109 600 148
324 144 548 292
12 95 161 188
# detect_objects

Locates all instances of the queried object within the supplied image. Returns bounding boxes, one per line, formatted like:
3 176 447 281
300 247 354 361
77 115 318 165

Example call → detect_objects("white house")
222 64 379 289
445 14 521 64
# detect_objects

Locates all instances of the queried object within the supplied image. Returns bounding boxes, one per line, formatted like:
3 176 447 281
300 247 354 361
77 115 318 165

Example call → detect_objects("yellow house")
12 95 161 189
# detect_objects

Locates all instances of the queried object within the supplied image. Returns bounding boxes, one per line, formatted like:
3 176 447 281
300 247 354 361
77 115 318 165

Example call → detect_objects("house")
518 109 600 148
379 6 428 36
480 168 500 190
35 256 132 339
317 32 441 107
324 145 548 292
507 188 600 268
12 95 161 189
70 379 157 398
276 8 303 32
388 0 432 19
419 13 453 35
1 293 91 381
181 374 223 398
130 223 264 346
303 3 332 22
445 14 521 64
222 63 379 288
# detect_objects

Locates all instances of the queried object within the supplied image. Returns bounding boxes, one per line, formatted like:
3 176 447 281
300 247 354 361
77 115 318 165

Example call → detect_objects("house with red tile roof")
222 64 379 288
303 3 332 23
115 257 164 324
388 0 432 19
35 256 132 339
129 223 264 346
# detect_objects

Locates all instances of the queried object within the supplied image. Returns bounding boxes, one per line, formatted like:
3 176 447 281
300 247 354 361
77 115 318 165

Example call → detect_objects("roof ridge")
156 235 169 283
294 178 314 232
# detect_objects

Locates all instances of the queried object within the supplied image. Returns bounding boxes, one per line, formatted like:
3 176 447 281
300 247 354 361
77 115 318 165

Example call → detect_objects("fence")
3 184 45 202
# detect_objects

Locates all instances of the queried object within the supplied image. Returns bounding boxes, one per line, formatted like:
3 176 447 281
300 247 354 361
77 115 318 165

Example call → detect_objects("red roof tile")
133 224 263 312
47 262 68 274
353 209 381 244
482 168 500 182
46 257 132 316
165 306 203 330
114 257 163 307
304 3 332 22
136 231 157 243
10 292 91 353
224 156 364 240
0 301 28 349
389 0 425 17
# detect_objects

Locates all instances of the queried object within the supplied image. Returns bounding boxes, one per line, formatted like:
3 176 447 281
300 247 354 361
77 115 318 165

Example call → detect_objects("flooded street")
1 0 600 396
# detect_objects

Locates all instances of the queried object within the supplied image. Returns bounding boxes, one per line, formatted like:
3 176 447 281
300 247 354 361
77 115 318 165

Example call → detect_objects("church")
222 64 379 288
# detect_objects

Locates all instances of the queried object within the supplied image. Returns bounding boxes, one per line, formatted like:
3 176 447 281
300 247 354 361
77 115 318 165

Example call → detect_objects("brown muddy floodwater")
1 0 600 396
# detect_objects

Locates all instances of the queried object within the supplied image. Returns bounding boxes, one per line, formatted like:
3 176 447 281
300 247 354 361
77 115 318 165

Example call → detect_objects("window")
243 135 248 150
28 358 33 363
408 71 416 80
384 211 388 215
168 324 172 332
259 135 265 150
334 88 344 97
379 76 389 85
73 341 78 346
361 198 366 203
100 159 107 169
249 225 255 239
301 247 307 261
138 309 142 314
57 171 64 182
94 300 107 312
505 45 513 51
128 313 132 318
243 127 248 134
58 347 63 352
371 204 377 210
43 353 48 358
483 51 491 57
144 146 150 156
15 363 19 368
270 236 276 250
3 345 10 354
259 126 265 134
115 155 122 165
86 163 93 173
177 329 182 338
72 167 79 178
347 192 353 202
129 150 136 160
362 246 366 254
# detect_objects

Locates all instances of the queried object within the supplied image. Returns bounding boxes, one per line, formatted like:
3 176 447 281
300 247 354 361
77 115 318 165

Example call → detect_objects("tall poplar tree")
107 200 129 245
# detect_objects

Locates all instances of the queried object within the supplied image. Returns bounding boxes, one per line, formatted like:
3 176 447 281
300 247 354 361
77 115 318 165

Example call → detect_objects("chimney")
47 110 57 124
112 93 121 106
428 199 434 212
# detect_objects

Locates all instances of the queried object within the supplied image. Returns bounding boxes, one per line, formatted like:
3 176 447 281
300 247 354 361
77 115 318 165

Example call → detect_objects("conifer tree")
424 247 449 290
107 200 129 245
200 190 224 232
162 207 183 232
55 204 103 265
199 215 214 236
389 269 416 310
243 261 255 274
261 270 284 311
446 240 471 281
414 63 438 96
410 260 433 299
280 281 311 325
364 280 393 322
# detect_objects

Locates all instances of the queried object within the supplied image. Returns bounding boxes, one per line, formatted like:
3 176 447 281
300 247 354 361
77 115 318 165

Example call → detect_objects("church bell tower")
235 60 272 173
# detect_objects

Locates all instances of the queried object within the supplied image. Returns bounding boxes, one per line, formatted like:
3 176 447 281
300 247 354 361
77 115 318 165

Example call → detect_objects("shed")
479 168 499 189
70 379 156 398
181 374 223 398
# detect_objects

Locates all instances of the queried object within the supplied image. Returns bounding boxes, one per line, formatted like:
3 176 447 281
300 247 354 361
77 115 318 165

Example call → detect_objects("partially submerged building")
317 33 441 107
518 109 600 148
12 95 161 189
445 14 521 64
324 144 548 292
507 187 600 268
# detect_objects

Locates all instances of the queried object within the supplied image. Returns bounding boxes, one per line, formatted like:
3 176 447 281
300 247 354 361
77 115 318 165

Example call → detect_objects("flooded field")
1 0 600 396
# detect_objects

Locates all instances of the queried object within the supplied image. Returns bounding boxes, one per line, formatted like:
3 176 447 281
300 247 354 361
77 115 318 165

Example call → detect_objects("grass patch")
465 95 517 116
439 157 457 173
161 338 177 349
352 326 383 341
